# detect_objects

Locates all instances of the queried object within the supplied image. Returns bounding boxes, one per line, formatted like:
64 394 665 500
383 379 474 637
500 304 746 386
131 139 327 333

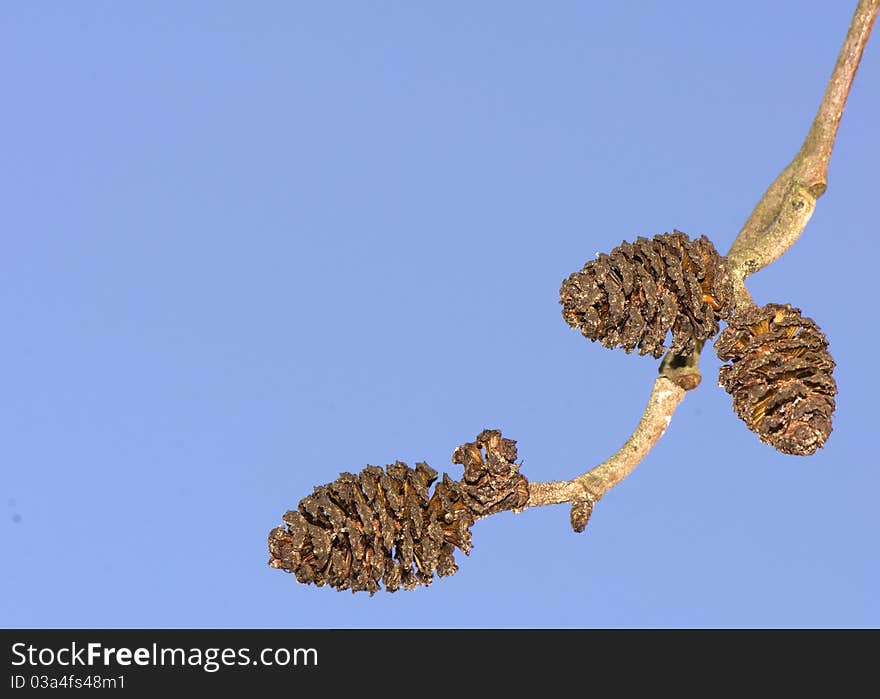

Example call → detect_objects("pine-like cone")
560 230 733 358
268 430 529 594
715 303 837 456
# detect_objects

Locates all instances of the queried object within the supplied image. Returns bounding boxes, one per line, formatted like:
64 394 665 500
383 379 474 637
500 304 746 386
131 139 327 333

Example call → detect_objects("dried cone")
715 303 837 456
268 430 528 594
560 230 733 358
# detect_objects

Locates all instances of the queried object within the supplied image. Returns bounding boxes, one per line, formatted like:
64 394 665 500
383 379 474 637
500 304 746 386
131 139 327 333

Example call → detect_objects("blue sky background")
2 1 878 628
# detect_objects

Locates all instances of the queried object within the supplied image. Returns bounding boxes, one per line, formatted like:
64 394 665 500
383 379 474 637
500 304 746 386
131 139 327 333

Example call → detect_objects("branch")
523 353 699 531
727 0 879 279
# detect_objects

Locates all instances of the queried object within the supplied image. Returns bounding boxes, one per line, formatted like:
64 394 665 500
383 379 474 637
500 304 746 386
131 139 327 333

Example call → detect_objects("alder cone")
715 303 836 456
560 230 733 358
268 430 528 594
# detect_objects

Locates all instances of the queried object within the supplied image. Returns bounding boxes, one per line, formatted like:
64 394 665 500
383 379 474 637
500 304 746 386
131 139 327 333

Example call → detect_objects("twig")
727 0 879 279
524 375 688 510
525 374 687 509
523 354 698 529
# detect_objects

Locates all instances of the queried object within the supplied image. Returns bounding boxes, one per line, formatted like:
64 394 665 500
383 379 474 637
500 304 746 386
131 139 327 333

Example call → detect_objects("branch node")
659 347 702 392
806 181 827 198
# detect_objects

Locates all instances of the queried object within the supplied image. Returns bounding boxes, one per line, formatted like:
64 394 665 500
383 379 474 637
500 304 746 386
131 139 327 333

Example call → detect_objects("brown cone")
560 230 733 358
715 303 837 456
268 430 528 594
